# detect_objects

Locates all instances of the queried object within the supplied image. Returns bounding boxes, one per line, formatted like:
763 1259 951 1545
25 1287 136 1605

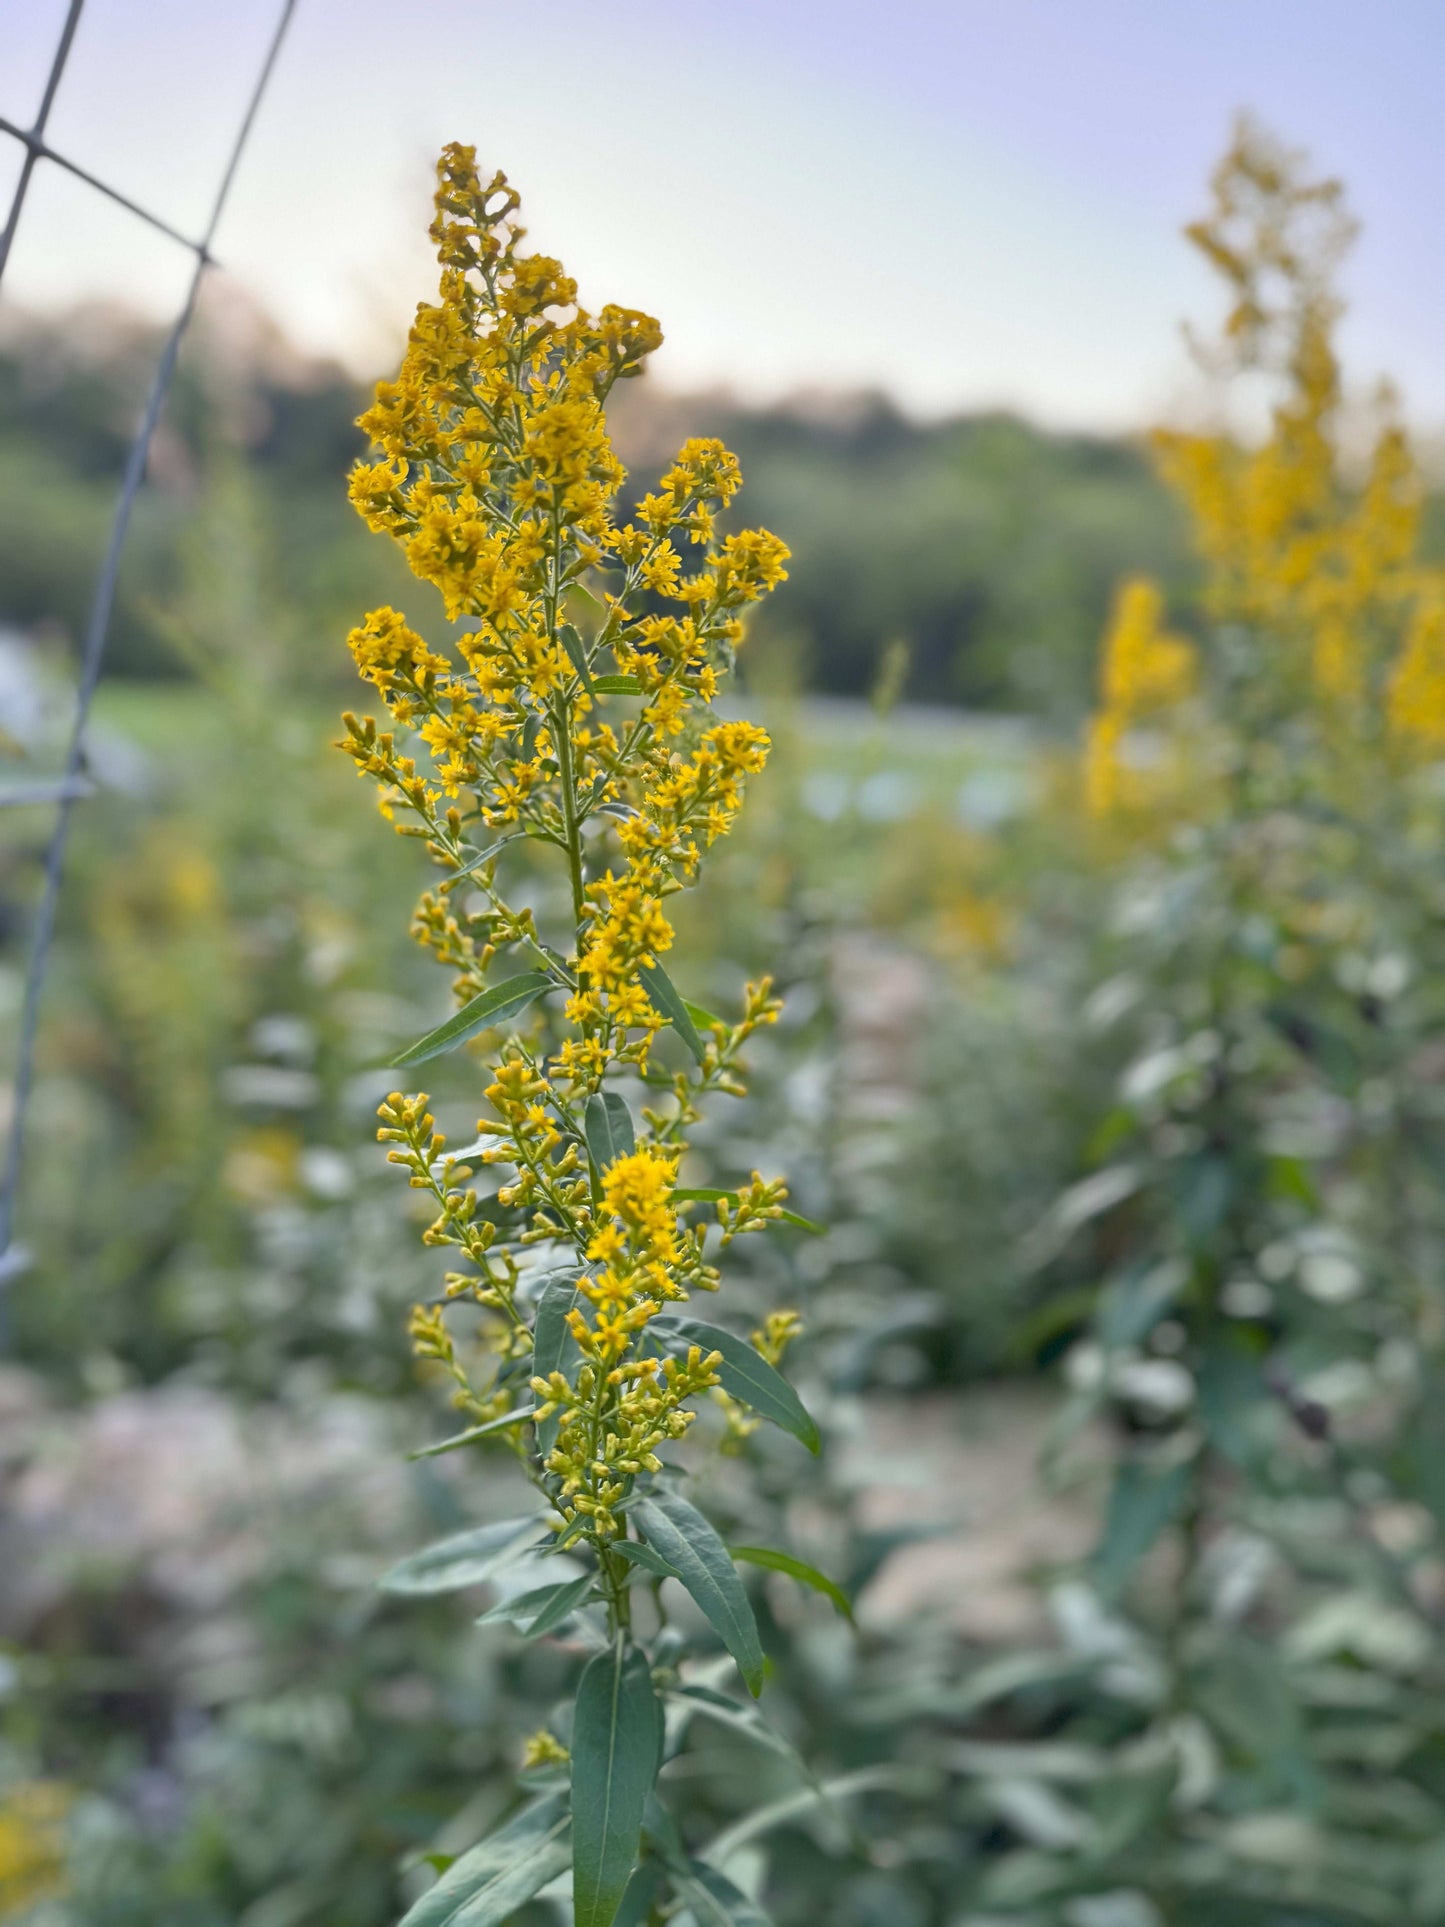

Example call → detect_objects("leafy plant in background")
339 144 835 1924
5 451 433 1390
967 123 1445 1925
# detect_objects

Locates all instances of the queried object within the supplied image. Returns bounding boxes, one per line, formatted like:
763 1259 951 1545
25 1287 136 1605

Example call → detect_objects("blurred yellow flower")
0 1781 69 1914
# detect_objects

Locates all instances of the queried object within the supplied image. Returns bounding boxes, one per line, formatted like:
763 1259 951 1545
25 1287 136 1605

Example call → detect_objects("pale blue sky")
3 0 1442 429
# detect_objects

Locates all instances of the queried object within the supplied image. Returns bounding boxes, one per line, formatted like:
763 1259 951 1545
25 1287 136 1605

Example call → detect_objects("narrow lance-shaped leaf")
475 1573 596 1637
585 1091 636 1175
558 620 597 695
704 1766 919 1864
653 1315 819 1454
669 1683 804 1765
592 673 641 695
667 1858 773 1927
612 1860 663 1927
397 1791 571 1927
572 1643 663 1927
729 1545 854 1622
639 961 706 1065
641 1792 686 1861
379 1514 549 1596
682 997 726 1033
614 1539 673 1581
1094 1457 1193 1602
392 971 552 1068
533 1272 584 1456
440 832 524 893
408 1405 536 1461
631 1492 767 1696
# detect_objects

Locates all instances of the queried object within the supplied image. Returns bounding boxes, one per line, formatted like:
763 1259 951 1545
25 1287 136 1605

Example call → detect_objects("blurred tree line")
0 299 1202 718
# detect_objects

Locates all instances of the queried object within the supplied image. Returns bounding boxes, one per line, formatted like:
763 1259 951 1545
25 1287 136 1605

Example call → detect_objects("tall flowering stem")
1084 122 1445 833
339 146 813 1921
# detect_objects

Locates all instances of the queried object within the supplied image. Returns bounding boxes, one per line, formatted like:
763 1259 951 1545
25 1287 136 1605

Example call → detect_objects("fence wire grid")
0 0 298 1308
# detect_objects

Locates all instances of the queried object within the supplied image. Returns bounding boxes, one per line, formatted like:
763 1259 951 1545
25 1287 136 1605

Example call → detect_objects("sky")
2 0 1444 432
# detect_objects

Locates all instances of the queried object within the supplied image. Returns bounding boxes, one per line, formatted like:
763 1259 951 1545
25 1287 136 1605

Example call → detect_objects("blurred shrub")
4 456 431 1387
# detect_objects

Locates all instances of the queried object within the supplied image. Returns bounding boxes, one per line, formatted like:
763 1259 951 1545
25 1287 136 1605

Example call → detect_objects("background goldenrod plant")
951 124 1445 1925
339 144 833 1925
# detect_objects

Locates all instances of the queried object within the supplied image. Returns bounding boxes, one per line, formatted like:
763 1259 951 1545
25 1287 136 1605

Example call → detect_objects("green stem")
600 1542 632 1637
553 705 587 925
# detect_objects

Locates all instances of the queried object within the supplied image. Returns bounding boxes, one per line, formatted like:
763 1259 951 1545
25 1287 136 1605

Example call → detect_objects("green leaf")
397 1791 570 1927
669 1684 803 1765
632 1492 766 1696
441 833 524 891
1265 1000 1360 1086
776 1210 826 1235
559 622 597 695
729 1546 853 1622
639 962 706 1064
1094 1457 1192 1601
572 1643 663 1927
1024 1163 1141 1271
593 674 642 695
475 1574 595 1636
682 998 726 1034
1194 1634 1316 1805
1173 1150 1234 1246
704 1766 925 1864
653 1316 819 1454
585 1091 636 1173
1196 1342 1267 1469
379 1514 549 1596
668 1858 772 1927
533 1272 584 1456
1096 1260 1186 1354
613 1860 663 1927
408 1406 535 1460
392 972 552 1068
614 1539 675 1581
1092 1761 1178 1859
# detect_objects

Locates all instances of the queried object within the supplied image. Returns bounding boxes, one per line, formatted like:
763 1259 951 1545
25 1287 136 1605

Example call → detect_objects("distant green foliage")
0 313 1197 715
658 398 1198 715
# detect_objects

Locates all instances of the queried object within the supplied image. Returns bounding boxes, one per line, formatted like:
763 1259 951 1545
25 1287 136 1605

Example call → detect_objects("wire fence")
0 0 297 1311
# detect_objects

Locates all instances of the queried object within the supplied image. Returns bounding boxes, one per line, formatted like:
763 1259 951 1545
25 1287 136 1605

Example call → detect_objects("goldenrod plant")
1084 122 1445 830
341 145 833 1925
978 124 1445 1925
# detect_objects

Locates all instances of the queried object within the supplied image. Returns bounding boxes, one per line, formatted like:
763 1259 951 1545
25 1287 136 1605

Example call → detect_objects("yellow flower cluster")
340 148 790 1052
0 1781 68 1913
1387 596 1445 753
533 1149 725 1534
342 147 799 1566
1084 579 1197 819
1086 121 1445 822
521 1729 570 1770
